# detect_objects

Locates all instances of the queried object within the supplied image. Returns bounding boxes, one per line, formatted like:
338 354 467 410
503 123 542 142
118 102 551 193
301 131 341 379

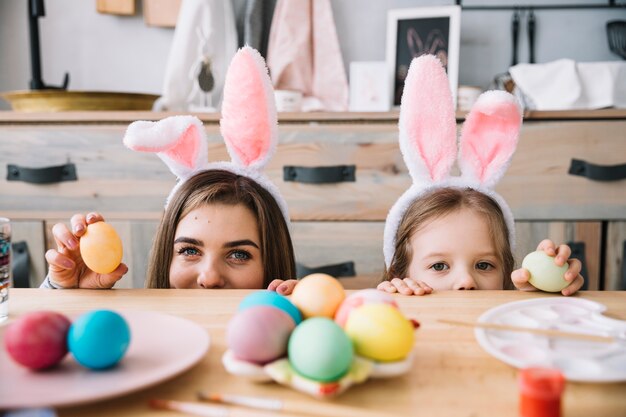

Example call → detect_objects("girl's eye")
177 246 200 256
476 261 494 271
228 250 251 262
430 262 449 272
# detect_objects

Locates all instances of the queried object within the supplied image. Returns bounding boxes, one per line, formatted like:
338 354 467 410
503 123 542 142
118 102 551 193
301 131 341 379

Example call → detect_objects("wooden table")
4 289 626 416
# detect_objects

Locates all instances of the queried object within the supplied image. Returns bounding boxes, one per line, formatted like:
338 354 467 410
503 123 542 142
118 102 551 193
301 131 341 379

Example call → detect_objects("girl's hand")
267 279 298 295
511 239 584 296
45 212 128 289
377 278 433 296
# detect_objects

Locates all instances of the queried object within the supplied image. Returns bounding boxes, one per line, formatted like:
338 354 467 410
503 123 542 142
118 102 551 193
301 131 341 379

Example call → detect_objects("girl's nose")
453 272 477 291
197 261 225 289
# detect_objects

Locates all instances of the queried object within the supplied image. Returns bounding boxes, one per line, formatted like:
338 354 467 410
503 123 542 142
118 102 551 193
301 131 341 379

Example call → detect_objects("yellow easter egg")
79 222 123 274
344 303 414 362
290 273 345 319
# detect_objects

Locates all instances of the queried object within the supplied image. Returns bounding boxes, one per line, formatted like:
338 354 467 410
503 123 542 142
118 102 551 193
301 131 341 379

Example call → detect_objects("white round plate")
475 297 626 383
0 310 210 408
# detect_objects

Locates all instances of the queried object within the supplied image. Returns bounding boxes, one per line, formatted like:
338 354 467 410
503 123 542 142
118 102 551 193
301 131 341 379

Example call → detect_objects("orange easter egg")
290 273 345 319
79 222 123 274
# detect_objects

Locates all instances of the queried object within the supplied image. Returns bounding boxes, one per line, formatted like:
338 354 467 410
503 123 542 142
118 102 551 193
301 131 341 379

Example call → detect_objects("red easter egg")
4 311 71 370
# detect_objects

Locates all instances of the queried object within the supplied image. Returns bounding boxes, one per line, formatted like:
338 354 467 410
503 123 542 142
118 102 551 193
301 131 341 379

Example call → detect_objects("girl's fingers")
536 239 556 256
391 278 413 296
403 278 425 295
564 258 582 282
377 281 397 293
554 244 571 266
561 275 584 296
51 222 79 251
416 281 433 293
511 268 536 291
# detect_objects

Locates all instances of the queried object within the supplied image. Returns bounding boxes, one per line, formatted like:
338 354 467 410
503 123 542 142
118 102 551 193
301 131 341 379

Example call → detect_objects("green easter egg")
522 251 569 293
288 317 353 382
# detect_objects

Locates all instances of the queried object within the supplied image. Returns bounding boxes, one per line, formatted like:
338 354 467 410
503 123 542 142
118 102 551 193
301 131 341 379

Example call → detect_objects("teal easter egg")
522 251 569 293
239 290 302 325
68 310 131 370
288 317 353 382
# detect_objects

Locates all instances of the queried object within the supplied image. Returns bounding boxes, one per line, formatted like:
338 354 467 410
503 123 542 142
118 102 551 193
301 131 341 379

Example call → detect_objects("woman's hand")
377 278 433 296
45 212 128 289
267 279 298 295
511 239 584 296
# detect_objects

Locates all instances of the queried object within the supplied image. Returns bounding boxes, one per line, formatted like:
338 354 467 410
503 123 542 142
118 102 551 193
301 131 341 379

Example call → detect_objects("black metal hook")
28 0 70 90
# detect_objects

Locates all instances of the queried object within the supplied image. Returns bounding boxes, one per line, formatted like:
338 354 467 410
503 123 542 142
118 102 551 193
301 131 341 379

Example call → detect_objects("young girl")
42 47 298 295
377 55 584 297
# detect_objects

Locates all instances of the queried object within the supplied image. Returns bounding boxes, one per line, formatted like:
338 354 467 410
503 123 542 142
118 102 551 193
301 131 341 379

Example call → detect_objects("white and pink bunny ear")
458 91 523 189
220 46 278 170
123 115 209 180
399 54 457 185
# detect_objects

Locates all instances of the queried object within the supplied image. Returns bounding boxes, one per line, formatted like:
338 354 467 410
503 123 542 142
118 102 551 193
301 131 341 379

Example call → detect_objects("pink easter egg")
335 289 398 327
4 311 71 370
226 305 295 364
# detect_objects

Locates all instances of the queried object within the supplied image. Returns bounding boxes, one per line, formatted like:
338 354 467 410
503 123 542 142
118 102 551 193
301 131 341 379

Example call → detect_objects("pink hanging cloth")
266 0 348 111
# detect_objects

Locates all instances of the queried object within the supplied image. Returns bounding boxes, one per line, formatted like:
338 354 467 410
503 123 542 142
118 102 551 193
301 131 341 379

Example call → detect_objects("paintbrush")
197 392 397 417
149 398 300 417
438 318 617 343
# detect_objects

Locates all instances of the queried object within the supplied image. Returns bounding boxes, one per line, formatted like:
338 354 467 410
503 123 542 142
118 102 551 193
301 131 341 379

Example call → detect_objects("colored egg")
68 310 131 369
79 222 123 274
4 311 71 370
288 317 353 382
227 305 295 364
290 273 345 319
344 304 414 362
335 288 398 327
238 290 302 325
522 251 569 293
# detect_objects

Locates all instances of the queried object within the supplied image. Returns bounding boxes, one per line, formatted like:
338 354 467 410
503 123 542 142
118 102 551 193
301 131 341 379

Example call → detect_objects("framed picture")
386 6 461 108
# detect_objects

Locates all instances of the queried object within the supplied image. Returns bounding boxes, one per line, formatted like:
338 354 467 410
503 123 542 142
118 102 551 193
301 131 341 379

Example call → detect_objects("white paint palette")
475 297 626 383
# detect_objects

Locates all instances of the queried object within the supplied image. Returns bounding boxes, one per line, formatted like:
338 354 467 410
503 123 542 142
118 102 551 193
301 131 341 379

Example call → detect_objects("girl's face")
169 203 264 289
406 208 504 290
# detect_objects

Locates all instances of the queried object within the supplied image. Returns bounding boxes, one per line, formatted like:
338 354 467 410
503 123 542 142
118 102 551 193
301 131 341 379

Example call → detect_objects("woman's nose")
197 261 225 289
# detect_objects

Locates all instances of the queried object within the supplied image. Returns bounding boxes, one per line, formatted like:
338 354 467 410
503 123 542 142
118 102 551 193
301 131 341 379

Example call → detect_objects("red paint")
519 367 565 417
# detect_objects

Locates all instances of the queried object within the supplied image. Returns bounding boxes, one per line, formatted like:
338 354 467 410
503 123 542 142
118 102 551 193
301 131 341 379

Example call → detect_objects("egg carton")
222 350 413 398
475 297 626 383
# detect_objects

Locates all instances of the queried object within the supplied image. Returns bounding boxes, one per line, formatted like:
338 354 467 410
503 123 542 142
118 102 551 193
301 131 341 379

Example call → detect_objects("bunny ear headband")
122 46 289 224
383 54 523 268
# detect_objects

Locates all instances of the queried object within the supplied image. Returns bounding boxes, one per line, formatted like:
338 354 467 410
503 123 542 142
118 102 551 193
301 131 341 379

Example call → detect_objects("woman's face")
169 203 264 289
406 208 504 291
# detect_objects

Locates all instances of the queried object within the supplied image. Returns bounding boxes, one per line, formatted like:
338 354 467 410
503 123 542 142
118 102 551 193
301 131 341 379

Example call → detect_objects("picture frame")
386 6 461 108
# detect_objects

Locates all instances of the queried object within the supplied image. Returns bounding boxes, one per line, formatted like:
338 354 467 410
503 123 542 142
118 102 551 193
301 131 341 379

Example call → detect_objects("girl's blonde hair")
146 169 296 288
383 187 515 288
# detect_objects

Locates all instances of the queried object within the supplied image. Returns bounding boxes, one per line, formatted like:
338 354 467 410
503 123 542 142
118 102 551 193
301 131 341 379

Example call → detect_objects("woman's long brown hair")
146 170 295 288
384 187 515 289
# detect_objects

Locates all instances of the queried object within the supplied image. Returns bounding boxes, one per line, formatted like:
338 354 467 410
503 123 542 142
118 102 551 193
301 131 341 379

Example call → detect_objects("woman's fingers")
51 222 79 252
79 263 129 289
267 279 283 292
276 279 298 295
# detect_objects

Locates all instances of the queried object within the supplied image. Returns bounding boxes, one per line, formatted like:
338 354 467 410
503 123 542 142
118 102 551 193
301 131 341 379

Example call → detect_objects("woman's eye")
476 262 494 271
177 246 200 256
228 250 251 262
430 262 448 271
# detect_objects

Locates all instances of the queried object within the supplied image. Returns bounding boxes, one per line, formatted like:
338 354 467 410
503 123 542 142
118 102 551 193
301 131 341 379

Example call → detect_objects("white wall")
1 0 624 110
